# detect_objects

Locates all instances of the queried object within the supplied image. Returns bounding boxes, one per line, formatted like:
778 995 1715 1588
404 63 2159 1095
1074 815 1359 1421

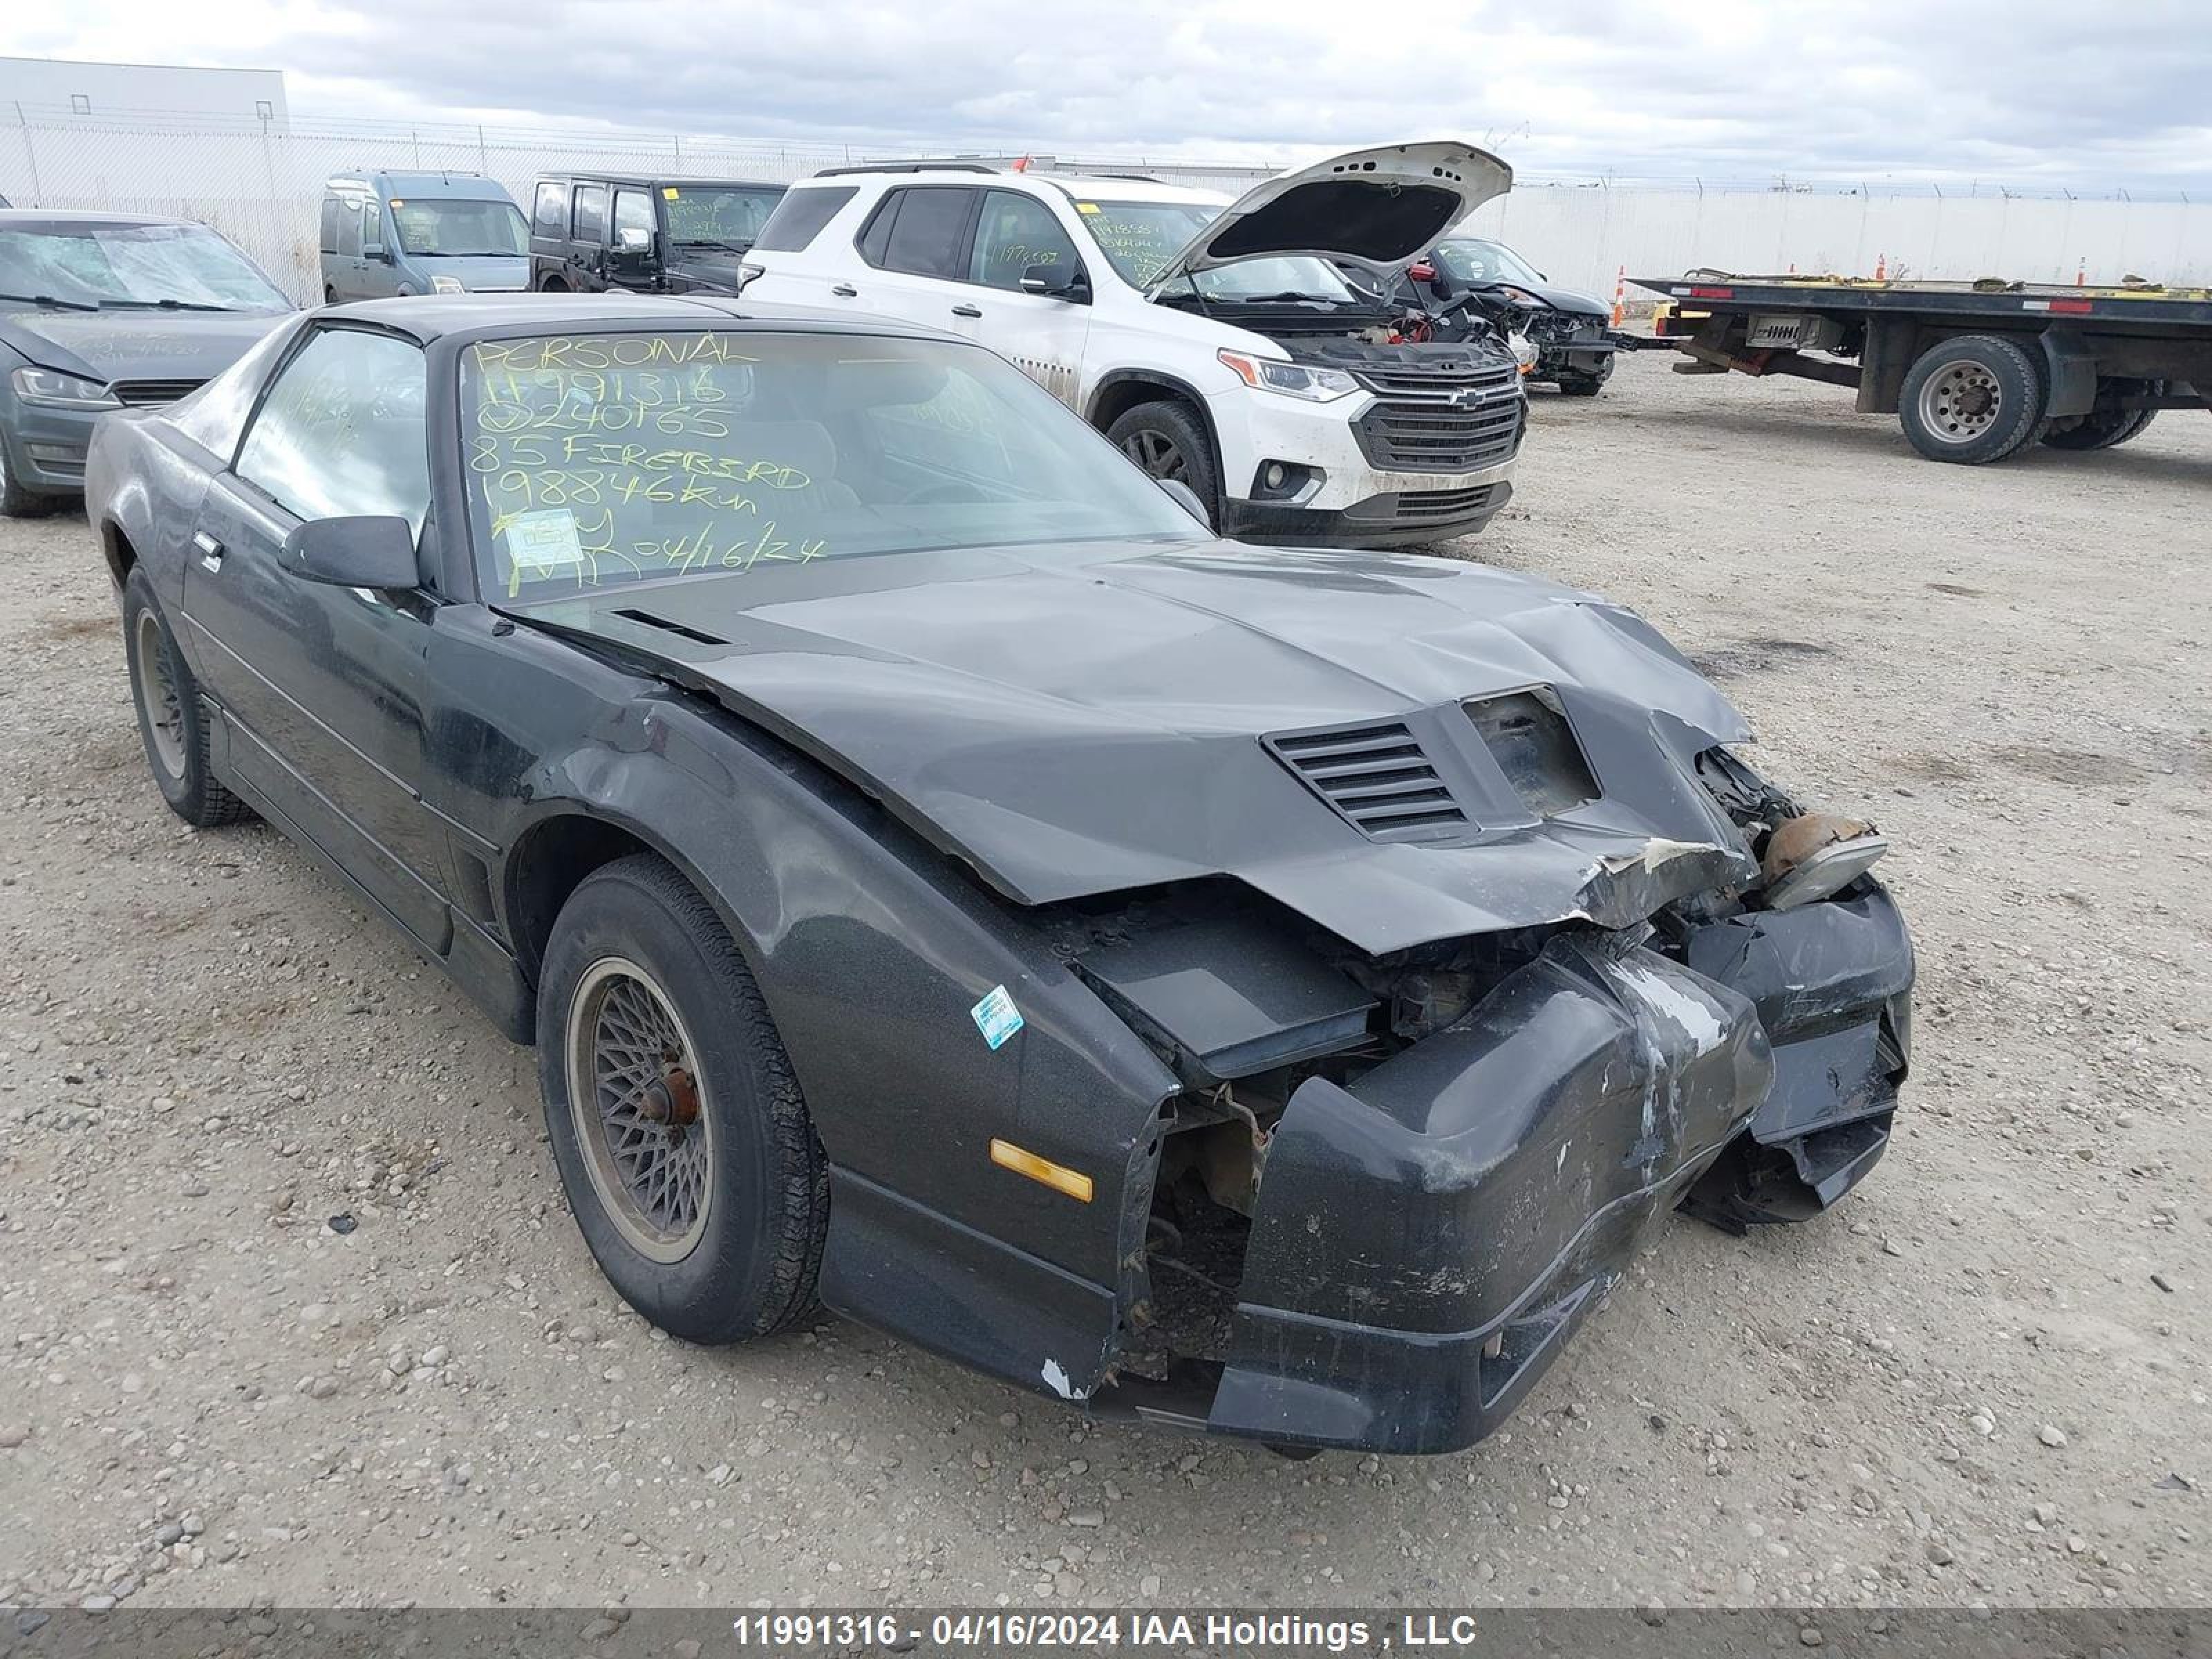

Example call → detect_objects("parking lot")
0 353 2205 1613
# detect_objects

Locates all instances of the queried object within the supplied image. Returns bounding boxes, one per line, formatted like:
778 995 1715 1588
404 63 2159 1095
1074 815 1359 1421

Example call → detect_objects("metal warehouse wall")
6 106 2207 303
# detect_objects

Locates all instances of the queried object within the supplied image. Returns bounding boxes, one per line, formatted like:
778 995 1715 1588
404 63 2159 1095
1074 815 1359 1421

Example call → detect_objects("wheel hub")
1920 362 2003 442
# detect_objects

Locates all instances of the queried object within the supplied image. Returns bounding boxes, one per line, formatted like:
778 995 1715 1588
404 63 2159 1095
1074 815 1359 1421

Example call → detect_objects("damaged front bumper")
1092 883 1912 1455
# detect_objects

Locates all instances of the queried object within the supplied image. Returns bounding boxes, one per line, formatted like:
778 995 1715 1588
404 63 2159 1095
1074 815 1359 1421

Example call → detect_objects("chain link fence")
6 103 2209 303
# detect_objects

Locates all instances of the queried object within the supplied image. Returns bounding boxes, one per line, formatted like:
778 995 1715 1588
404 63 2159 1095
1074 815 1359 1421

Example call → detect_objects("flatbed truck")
1630 271 2211 463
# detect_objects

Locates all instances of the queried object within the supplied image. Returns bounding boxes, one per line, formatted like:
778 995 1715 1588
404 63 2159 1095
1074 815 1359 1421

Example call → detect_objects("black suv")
525 174 787 295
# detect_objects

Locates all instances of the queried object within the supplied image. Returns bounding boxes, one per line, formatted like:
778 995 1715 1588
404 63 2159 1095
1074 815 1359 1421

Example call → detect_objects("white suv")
740 141 1526 546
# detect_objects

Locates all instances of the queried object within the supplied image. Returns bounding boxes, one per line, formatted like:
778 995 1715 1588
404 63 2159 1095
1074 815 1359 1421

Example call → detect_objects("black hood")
664 253 749 294
0 305 292 384
1486 277 1606 318
508 540 1758 956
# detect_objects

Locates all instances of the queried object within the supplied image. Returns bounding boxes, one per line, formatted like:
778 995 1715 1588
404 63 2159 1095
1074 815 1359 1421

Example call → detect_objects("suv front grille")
1264 718 1468 841
1354 363 1520 399
106 379 205 407
1353 379 1525 471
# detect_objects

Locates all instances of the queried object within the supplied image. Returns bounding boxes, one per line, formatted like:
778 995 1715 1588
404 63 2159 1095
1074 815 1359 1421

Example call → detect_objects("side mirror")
1154 478 1210 527
283 515 420 590
615 225 653 256
1407 261 1436 283
1019 262 1086 301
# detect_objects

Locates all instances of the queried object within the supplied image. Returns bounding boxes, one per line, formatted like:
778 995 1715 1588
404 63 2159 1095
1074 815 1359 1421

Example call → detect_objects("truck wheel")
123 568 253 827
1105 400 1219 528
2043 379 2162 450
1897 335 2047 463
1556 373 1606 398
538 853 829 1345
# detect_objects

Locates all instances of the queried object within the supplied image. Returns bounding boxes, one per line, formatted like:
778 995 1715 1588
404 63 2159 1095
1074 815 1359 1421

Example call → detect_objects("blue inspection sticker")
970 984 1025 1050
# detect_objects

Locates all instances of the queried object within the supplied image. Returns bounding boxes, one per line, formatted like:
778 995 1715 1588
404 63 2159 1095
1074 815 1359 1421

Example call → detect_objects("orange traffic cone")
2074 257 2086 286
1873 251 1887 281
1610 265 1626 328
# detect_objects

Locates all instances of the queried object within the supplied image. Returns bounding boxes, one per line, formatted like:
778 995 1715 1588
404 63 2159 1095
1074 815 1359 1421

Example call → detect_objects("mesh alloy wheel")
563 955 716 1263
133 608 188 780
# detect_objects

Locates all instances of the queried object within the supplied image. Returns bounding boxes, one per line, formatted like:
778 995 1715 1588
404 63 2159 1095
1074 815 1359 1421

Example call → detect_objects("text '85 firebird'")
86 293 1913 1456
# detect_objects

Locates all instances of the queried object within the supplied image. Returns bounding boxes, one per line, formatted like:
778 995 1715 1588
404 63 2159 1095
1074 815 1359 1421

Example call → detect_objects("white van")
740 141 1526 546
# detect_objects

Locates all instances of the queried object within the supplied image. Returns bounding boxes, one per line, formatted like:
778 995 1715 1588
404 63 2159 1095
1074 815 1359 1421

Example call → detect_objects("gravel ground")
0 355 2206 1614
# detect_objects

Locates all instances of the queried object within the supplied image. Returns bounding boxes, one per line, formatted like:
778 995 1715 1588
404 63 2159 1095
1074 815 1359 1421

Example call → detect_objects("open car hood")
503 538 1759 958
1149 139 1511 289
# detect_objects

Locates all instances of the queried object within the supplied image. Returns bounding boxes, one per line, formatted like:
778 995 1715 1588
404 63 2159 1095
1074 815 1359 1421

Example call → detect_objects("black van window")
753 185 856 253
873 187 975 280
532 181 567 235
572 185 608 245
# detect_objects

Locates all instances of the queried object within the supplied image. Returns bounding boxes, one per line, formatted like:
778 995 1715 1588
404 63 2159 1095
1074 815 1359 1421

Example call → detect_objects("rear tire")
1105 400 1220 529
537 853 828 1345
1897 335 2047 464
0 440 59 518
2042 379 2161 450
122 568 252 827
1556 373 1605 397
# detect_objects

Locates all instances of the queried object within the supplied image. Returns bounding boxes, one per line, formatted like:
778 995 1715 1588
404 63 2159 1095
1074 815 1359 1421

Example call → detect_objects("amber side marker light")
989 1138 1094 1203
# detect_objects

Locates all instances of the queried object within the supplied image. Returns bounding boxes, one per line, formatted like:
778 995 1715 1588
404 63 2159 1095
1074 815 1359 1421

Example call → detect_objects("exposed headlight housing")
10 367 120 410
1217 350 1358 403
430 275 466 294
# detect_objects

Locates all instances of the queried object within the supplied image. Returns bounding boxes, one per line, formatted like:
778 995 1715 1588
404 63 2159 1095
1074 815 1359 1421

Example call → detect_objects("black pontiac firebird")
86 294 1913 1455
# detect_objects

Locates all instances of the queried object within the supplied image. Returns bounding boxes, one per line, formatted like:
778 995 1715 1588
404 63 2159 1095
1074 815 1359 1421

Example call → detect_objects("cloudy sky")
13 0 2212 190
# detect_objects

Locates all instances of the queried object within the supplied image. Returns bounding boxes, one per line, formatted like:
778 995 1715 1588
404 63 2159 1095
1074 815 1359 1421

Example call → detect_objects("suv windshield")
462 328 1199 598
1432 238 1544 289
393 198 529 258
0 222 288 310
1074 200 1353 301
663 186 785 250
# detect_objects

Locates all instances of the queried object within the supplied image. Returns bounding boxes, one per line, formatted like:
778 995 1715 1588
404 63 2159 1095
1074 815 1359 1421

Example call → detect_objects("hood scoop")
1264 718 1468 843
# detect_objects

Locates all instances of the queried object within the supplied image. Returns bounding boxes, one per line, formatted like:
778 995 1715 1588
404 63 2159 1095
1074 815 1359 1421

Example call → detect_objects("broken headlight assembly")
1694 746 1887 911
10 366 120 410
1216 350 1359 403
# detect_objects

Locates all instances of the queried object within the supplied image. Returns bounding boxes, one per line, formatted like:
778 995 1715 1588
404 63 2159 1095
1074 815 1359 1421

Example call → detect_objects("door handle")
830 283 858 298
192 530 225 572
951 303 982 319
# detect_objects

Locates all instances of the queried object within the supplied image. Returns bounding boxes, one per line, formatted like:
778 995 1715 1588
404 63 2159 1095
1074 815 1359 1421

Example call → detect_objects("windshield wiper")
100 297 243 312
675 238 750 254
1233 291 1337 304
0 290 102 312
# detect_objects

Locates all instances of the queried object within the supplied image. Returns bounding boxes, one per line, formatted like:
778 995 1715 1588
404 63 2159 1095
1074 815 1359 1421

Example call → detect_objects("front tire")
123 568 252 827
1897 335 2047 464
1105 399 1220 529
0 439 59 518
538 854 827 1344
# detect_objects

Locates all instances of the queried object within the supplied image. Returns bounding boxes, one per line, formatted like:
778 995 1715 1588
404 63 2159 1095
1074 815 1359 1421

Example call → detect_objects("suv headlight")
11 367 120 410
1217 350 1358 403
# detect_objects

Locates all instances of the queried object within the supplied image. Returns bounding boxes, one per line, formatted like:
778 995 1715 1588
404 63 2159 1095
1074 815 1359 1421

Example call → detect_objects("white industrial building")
0 55 288 126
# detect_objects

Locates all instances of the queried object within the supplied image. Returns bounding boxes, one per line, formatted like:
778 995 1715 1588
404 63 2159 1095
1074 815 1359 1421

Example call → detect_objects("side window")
612 189 655 245
319 197 340 255
875 188 975 279
532 181 568 236
236 330 431 536
333 201 362 259
971 190 1080 290
572 185 608 245
360 201 382 254
752 185 855 253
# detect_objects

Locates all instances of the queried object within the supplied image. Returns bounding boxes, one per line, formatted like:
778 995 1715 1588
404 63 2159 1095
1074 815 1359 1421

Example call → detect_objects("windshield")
391 198 528 258
0 222 289 310
462 329 1201 598
662 186 785 249
1074 200 1356 301
1432 238 1544 289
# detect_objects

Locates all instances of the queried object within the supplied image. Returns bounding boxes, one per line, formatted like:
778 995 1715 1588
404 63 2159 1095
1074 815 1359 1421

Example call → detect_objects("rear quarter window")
751 186 856 253
532 181 568 236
